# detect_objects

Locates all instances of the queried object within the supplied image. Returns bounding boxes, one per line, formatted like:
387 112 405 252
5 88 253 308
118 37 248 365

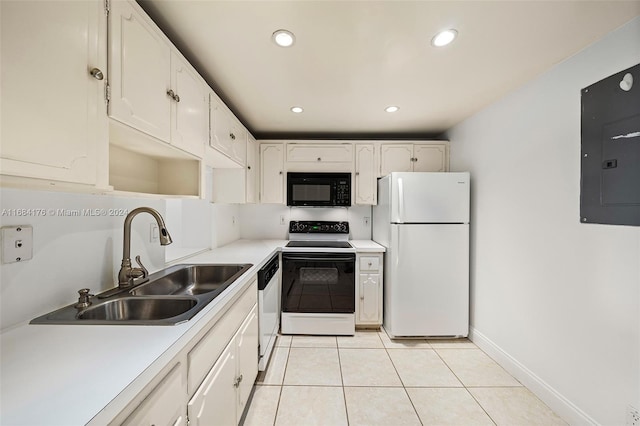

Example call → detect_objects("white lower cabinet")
115 280 258 426
188 305 258 426
356 254 384 326
122 363 187 426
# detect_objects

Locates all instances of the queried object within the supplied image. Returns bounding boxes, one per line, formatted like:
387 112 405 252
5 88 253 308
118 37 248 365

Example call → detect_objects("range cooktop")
285 241 352 249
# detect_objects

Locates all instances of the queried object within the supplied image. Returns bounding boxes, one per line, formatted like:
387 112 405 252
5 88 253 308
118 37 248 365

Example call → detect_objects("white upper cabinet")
209 94 247 166
380 142 449 176
285 143 353 172
245 134 259 204
0 0 107 186
260 143 285 204
171 52 207 158
108 0 206 159
109 0 171 142
354 144 377 205
413 144 449 172
379 144 414 175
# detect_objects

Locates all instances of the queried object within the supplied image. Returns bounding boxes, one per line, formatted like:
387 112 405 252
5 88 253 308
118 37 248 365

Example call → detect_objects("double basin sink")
31 263 253 325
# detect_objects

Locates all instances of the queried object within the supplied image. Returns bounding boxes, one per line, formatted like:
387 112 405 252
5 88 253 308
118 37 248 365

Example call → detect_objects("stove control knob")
338 223 347 232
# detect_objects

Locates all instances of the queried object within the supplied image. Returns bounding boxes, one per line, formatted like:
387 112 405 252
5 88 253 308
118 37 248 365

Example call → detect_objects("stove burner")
285 241 352 249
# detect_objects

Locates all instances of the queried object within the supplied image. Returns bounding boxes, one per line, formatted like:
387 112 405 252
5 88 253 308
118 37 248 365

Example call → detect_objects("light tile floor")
244 330 566 426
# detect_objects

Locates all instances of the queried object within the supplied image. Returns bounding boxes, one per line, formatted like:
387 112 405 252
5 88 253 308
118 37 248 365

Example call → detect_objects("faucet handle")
134 255 148 278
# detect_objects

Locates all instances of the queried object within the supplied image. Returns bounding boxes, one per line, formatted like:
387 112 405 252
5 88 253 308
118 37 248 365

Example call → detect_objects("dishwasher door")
258 268 280 371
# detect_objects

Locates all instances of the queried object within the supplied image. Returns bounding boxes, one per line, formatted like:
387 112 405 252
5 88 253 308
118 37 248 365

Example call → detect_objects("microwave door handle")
398 177 405 223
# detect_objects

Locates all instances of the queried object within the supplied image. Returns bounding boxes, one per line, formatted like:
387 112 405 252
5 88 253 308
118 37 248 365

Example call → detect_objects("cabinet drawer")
188 280 257 395
359 256 380 271
286 144 353 163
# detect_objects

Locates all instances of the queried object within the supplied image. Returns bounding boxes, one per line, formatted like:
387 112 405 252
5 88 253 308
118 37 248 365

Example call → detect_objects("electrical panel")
580 63 640 226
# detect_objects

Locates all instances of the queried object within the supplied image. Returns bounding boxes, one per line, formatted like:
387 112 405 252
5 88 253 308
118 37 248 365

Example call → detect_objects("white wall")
447 18 640 425
0 189 234 330
239 205 373 240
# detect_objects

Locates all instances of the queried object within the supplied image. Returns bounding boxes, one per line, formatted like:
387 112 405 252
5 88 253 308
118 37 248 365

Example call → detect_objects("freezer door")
385 224 469 337
390 172 470 223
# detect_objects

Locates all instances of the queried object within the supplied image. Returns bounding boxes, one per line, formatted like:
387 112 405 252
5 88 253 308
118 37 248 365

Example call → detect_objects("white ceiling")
139 0 640 139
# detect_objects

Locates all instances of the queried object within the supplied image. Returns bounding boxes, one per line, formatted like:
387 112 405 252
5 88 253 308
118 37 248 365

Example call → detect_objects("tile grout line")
432 347 498 426
271 337 292 426
378 330 425 426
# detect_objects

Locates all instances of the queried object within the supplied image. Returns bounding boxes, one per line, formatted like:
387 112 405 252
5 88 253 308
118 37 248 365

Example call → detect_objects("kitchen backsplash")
239 204 373 240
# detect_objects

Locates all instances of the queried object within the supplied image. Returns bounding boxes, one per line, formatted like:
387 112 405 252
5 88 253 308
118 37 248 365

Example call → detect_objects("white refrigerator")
373 172 470 338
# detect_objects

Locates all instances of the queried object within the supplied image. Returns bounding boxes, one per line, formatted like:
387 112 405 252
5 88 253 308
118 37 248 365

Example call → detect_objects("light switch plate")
1 225 33 264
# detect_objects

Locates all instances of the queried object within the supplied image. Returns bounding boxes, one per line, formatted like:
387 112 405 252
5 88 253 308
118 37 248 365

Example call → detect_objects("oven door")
282 253 355 314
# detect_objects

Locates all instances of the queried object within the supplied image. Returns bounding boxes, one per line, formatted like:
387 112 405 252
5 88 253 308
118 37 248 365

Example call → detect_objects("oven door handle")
282 255 355 262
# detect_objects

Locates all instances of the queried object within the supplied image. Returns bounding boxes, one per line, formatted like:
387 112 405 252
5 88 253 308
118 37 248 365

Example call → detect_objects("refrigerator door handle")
398 177 404 223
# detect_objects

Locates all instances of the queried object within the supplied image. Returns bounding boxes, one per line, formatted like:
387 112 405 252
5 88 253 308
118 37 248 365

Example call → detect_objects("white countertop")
0 239 382 425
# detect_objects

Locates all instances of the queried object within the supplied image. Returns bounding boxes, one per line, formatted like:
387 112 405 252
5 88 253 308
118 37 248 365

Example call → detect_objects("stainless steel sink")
30 263 253 325
77 297 197 321
131 265 249 296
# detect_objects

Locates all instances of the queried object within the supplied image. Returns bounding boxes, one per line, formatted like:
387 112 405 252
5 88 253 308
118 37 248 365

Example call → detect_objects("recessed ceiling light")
290 106 303 113
385 106 399 113
431 29 458 47
272 29 295 47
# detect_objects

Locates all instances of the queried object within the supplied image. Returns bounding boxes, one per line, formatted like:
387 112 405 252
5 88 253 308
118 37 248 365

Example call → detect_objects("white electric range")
281 221 356 335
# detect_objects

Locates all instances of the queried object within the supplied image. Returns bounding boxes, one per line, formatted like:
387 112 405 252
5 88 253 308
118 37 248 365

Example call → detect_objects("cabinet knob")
247 166 251 170
368 262 372 266
174 93 180 103
230 133 236 140
355 172 360 176
89 68 104 80
279 171 283 175
167 89 176 99
317 157 321 161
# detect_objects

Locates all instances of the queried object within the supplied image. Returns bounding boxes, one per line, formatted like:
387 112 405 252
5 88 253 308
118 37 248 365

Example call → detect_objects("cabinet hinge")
104 0 110 15
104 81 111 105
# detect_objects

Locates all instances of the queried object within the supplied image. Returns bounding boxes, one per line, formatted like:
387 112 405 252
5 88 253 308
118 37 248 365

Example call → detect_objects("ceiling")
138 1 640 139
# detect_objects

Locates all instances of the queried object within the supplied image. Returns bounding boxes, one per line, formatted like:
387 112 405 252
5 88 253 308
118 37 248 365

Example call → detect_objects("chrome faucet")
117 207 172 288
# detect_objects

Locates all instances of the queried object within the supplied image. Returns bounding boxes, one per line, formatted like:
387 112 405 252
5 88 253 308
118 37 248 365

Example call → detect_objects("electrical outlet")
363 217 370 227
150 223 159 243
628 406 639 426
280 215 286 225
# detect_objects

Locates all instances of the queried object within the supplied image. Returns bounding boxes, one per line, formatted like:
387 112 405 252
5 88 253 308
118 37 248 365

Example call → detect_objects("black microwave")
287 172 351 207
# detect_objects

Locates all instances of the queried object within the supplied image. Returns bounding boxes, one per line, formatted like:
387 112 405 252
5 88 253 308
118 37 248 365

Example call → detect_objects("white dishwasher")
257 253 280 371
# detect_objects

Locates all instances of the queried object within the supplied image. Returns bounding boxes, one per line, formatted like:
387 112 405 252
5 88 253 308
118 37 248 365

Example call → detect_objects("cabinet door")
109 0 171 142
209 95 233 157
0 0 105 185
236 306 258 413
246 134 259 203
413 144 449 172
260 144 285 204
358 274 380 325
123 363 187 426
188 342 237 426
380 144 413 175
354 144 377 205
170 52 206 158
286 144 353 163
228 119 247 165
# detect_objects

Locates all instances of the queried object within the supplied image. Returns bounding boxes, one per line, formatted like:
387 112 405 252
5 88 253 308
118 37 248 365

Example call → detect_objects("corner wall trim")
468 327 599 426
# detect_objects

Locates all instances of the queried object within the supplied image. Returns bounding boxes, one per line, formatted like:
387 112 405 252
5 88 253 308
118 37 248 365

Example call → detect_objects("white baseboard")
469 327 598 426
